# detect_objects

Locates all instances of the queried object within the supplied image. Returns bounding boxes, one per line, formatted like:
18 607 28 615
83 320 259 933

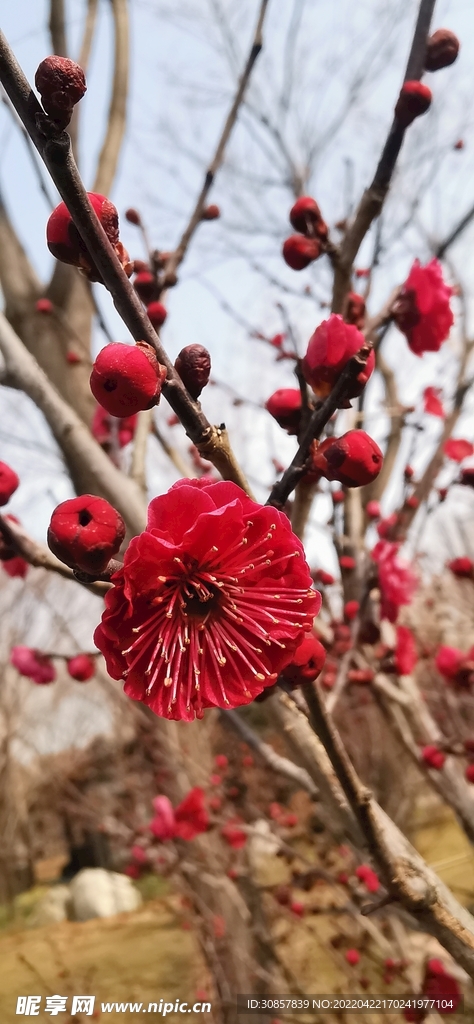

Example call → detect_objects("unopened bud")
125 208 141 225
175 345 211 399
425 29 460 72
395 81 432 128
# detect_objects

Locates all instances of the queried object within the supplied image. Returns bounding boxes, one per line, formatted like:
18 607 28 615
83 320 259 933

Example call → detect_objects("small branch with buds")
267 346 371 510
0 31 253 496
161 0 270 287
333 0 437 312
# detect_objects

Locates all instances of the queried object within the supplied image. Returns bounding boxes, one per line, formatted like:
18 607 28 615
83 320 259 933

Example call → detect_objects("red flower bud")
35 297 53 314
454 139 464 150
332 490 345 504
425 29 460 72
133 271 159 304
422 745 445 771
67 654 95 682
90 342 167 417
47 194 126 280
447 557 473 579
302 314 375 399
405 495 419 510
265 389 302 435
281 634 326 687
125 208 141 225
344 292 366 329
348 668 374 684
289 196 322 235
312 568 335 586
35 56 86 126
309 430 383 487
444 438 474 462
345 949 360 966
466 765 474 784
47 495 126 573
202 204 220 220
146 301 168 329
339 555 356 571
355 864 379 893
0 462 19 506
66 351 81 364
344 600 359 622
290 900 305 917
282 235 321 270
11 646 56 685
366 499 381 519
395 81 432 128
404 465 414 479
174 345 211 400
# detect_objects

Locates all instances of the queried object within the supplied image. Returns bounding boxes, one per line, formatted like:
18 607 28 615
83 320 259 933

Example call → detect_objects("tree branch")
162 0 270 285
220 708 319 799
0 32 253 493
49 0 67 58
296 683 474 977
0 514 108 596
332 0 437 312
267 347 371 510
92 0 129 196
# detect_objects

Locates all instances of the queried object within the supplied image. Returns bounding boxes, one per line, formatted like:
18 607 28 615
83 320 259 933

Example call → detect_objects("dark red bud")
175 345 211 400
425 29 460 72
202 204 220 220
395 81 432 128
125 208 141 225
282 235 321 270
35 55 86 126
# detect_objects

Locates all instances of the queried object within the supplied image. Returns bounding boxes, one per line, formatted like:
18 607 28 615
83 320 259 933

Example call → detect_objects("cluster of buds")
282 196 328 271
10 646 96 686
394 28 459 130
47 194 131 282
35 55 86 130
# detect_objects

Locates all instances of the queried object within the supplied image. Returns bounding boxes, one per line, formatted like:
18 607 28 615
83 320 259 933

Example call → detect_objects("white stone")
29 885 71 927
69 868 142 921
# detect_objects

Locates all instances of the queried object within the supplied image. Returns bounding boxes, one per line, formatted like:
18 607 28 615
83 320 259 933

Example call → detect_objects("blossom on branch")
302 315 375 399
371 541 418 623
11 646 56 685
150 788 208 841
308 431 383 487
48 495 126 574
444 438 474 462
90 342 167 417
46 194 131 281
265 389 302 435
94 480 319 721
393 260 454 356
423 386 445 418
0 462 19 506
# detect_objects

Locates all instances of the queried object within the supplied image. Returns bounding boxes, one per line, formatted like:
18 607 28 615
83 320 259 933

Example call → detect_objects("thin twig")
92 0 129 195
220 708 319 798
0 31 252 494
162 0 270 286
332 0 437 312
129 408 152 491
0 514 108 596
